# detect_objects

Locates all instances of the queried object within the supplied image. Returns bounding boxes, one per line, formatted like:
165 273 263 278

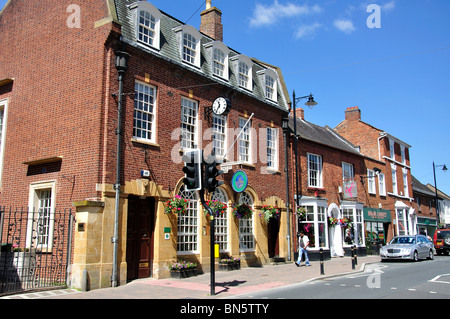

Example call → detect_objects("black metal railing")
0 207 74 295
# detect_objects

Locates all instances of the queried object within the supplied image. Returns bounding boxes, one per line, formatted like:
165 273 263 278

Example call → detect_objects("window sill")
131 138 160 148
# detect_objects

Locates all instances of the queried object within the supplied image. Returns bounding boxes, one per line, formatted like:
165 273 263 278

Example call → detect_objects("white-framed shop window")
341 202 364 248
211 187 229 252
177 186 199 254
238 191 254 251
297 198 328 250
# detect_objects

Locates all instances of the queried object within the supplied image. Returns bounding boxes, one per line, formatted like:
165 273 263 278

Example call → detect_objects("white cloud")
249 1 322 28
383 1 396 11
333 19 356 33
294 23 322 39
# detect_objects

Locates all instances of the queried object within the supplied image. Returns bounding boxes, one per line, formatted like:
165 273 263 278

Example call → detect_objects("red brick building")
0 0 291 289
288 108 393 258
335 107 422 244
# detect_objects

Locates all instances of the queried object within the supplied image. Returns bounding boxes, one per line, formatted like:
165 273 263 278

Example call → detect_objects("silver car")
380 235 434 262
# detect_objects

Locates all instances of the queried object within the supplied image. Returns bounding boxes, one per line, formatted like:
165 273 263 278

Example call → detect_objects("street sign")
231 170 248 193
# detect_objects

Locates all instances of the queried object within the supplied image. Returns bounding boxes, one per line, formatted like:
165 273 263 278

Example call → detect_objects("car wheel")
413 250 419 262
428 250 434 260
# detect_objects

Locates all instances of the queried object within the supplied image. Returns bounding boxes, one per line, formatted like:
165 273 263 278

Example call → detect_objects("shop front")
364 207 391 255
417 217 438 239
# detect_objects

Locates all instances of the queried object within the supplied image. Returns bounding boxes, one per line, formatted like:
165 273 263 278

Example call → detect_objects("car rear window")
437 231 450 239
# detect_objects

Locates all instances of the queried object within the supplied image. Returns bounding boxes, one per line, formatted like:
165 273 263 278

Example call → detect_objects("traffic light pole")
199 188 215 296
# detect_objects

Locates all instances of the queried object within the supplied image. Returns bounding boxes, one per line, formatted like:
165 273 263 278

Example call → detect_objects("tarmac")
0 255 380 300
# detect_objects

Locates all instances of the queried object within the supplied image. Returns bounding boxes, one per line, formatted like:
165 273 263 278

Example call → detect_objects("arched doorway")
328 203 344 257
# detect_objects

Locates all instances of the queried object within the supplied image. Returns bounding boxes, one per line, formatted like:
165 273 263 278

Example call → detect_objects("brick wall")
0 0 116 208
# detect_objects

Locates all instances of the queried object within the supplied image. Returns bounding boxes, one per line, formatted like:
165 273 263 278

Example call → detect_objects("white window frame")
342 162 354 181
205 41 230 80
211 188 229 252
238 117 252 164
402 167 409 197
341 202 365 248
389 139 395 160
27 181 57 250
180 97 198 150
308 153 323 188
400 145 406 164
177 186 200 254
212 113 227 158
297 198 329 251
231 55 253 91
257 69 278 102
391 163 398 195
131 2 161 50
367 169 376 194
266 127 278 170
133 81 157 143
378 173 386 196
238 191 254 252
0 99 8 186
175 25 202 68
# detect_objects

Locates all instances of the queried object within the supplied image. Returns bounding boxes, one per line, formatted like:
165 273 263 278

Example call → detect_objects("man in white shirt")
295 231 311 267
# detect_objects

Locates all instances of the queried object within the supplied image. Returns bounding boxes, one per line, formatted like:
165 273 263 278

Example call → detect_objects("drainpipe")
112 50 130 288
282 116 291 261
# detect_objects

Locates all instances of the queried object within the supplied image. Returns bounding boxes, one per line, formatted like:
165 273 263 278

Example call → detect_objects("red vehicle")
434 229 450 255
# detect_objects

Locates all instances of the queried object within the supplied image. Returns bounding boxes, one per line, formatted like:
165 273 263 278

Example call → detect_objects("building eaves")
412 175 436 197
289 117 362 156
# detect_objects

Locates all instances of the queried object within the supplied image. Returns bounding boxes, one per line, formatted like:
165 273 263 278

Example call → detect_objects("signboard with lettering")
363 208 391 223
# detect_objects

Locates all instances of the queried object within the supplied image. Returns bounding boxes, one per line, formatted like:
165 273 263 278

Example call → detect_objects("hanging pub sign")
343 180 357 198
231 170 248 193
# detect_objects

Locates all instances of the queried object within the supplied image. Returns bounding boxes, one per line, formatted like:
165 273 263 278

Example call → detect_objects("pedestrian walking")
295 231 311 267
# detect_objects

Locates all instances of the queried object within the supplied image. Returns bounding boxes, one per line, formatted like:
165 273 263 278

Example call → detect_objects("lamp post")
292 92 317 207
282 116 291 261
433 162 448 228
112 50 130 288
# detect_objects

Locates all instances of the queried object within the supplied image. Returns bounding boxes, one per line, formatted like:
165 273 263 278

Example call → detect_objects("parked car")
433 229 450 255
380 235 434 262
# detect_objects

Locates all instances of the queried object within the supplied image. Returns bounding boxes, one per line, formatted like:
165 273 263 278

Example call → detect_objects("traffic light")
182 149 202 191
203 152 224 192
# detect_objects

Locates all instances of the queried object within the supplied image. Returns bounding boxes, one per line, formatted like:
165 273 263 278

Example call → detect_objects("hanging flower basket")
165 195 189 215
297 207 307 221
259 205 280 223
328 217 353 229
232 203 253 219
203 200 227 218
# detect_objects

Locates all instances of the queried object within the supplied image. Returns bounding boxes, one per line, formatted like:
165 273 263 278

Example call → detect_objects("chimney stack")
345 106 361 121
200 1 223 41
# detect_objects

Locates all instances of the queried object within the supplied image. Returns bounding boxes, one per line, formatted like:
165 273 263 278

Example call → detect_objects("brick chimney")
296 108 304 120
200 0 223 41
345 106 361 121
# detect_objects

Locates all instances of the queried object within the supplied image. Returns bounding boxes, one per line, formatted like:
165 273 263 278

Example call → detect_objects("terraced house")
0 0 292 290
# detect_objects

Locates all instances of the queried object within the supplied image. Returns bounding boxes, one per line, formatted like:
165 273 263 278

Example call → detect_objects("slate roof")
411 175 436 197
289 116 362 156
111 0 290 113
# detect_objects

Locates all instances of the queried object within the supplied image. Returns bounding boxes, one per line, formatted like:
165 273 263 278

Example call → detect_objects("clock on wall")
212 97 231 116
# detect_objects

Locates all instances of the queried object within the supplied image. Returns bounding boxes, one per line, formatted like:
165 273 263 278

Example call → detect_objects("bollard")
351 245 355 270
319 248 325 275
354 245 358 265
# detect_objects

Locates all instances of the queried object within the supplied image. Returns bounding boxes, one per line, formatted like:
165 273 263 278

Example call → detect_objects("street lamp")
433 162 448 228
112 50 130 288
292 92 317 207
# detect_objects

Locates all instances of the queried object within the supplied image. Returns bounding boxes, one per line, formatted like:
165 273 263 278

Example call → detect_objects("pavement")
1 255 380 300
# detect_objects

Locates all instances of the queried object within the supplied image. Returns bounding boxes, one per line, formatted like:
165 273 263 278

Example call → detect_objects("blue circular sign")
231 170 248 193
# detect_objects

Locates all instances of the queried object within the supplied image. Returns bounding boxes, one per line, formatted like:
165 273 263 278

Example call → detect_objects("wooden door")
126 197 155 281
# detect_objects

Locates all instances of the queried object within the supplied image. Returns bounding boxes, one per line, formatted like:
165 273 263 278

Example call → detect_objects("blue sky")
1 0 449 195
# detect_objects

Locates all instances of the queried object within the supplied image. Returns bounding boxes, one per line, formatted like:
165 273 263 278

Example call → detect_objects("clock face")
212 97 230 115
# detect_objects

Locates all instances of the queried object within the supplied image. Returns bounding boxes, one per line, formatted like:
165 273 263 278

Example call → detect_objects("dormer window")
130 2 161 50
175 25 202 68
258 68 278 102
205 41 230 80
231 55 253 91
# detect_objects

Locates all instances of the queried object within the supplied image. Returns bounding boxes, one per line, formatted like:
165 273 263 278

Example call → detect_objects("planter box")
219 261 240 271
169 268 198 279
